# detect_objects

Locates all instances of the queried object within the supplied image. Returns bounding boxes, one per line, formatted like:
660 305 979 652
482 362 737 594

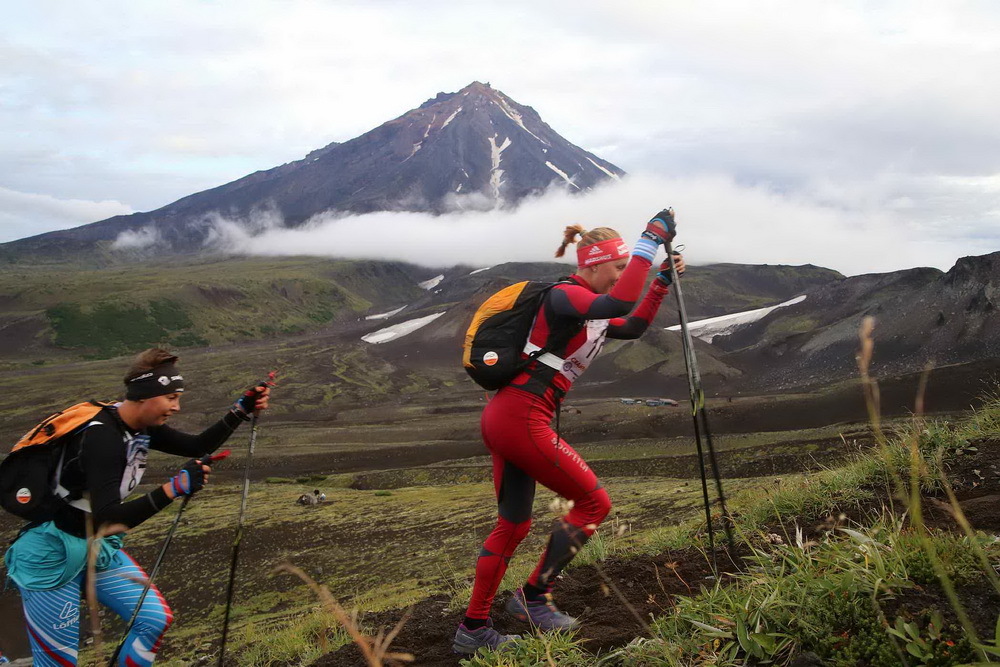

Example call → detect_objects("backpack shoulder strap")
520 279 585 368
52 402 119 512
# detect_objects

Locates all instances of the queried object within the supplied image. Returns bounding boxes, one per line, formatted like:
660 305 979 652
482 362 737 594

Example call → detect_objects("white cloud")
0 186 133 242
3 1 1000 267
206 173 996 276
111 226 160 250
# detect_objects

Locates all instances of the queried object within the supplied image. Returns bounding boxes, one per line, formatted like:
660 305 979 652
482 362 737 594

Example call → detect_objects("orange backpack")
1 400 115 521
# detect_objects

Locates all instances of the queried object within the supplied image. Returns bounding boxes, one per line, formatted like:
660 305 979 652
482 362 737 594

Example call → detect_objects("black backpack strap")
516 280 585 395
55 403 122 505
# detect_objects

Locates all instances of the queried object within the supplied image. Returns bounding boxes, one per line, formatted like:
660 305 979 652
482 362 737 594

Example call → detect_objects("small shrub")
265 477 294 484
899 533 987 587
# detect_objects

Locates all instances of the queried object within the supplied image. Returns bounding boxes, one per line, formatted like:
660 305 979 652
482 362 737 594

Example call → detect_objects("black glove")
169 459 208 497
655 252 684 288
232 373 275 421
641 208 677 245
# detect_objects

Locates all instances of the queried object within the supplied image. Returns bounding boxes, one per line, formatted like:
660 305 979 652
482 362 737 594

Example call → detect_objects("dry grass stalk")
272 561 414 666
856 316 883 443
84 513 129 661
83 505 103 656
662 560 691 595
934 450 1000 597
857 319 988 659
587 559 653 636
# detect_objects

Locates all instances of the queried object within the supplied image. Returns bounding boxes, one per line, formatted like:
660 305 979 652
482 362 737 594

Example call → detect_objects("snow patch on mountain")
403 142 422 161
365 306 407 320
546 162 580 190
488 134 512 200
469 266 494 275
494 92 548 145
667 295 808 343
361 312 445 344
587 157 620 181
442 107 462 128
418 274 444 290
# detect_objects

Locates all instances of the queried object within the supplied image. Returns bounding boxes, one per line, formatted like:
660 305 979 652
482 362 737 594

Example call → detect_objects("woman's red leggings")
465 386 612 620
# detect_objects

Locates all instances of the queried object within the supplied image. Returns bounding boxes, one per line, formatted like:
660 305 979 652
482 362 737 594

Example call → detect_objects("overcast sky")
3 0 999 275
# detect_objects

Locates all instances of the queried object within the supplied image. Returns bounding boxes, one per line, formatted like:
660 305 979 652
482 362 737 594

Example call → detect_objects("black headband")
125 363 185 400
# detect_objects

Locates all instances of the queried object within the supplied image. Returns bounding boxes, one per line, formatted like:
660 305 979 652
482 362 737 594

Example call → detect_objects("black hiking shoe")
452 618 520 655
505 588 580 631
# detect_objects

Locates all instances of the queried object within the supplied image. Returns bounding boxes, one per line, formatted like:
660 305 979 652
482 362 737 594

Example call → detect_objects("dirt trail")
312 548 738 667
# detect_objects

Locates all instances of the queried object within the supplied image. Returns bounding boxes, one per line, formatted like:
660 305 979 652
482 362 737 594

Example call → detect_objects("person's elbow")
603 296 636 318
612 320 648 339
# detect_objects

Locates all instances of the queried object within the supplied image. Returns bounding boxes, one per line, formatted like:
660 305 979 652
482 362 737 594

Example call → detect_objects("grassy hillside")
0 256 432 360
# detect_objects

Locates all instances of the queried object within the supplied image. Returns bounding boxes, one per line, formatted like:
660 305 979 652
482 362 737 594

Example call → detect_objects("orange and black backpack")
463 280 574 391
0 400 114 521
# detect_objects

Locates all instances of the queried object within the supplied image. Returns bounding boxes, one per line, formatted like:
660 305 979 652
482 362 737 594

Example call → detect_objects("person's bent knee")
138 598 174 636
136 613 172 638
590 487 612 524
572 487 612 532
485 516 533 557
511 518 532 543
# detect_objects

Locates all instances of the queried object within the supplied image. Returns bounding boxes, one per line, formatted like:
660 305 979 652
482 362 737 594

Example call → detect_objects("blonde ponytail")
555 224 586 258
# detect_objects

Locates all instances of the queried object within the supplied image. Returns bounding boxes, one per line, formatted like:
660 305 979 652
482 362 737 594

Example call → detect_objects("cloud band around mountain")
153 174 994 277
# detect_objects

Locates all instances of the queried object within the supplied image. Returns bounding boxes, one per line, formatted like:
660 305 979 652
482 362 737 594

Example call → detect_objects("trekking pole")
218 372 275 665
665 243 734 570
109 450 231 666
218 416 261 664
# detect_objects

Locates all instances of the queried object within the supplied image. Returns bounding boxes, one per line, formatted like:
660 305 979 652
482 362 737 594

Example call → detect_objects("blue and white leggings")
18 549 173 667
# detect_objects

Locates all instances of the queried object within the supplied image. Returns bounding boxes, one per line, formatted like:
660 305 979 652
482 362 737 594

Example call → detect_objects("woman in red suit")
453 209 684 654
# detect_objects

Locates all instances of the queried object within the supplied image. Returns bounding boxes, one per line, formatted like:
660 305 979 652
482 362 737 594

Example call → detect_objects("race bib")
557 319 609 383
120 432 150 499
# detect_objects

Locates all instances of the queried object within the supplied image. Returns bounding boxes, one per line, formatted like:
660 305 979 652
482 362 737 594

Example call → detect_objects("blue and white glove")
169 459 207 497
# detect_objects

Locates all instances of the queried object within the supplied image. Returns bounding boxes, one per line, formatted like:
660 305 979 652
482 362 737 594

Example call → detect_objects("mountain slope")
2 82 624 260
0 257 435 360
719 252 1000 388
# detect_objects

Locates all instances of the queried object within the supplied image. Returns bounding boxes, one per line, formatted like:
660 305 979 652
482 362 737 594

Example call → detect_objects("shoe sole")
453 639 518 655
507 603 581 631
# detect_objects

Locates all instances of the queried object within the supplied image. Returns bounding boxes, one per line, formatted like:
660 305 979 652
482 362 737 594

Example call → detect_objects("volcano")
2 82 625 259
